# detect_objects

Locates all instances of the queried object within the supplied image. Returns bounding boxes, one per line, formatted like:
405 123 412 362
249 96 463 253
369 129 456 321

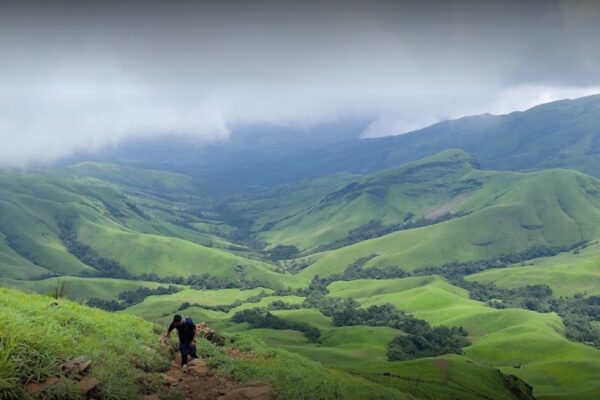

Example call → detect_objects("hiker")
165 314 198 367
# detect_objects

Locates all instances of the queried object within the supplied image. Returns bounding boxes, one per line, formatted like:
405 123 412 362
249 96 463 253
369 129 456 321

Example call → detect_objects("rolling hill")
293 152 600 277
0 169 302 289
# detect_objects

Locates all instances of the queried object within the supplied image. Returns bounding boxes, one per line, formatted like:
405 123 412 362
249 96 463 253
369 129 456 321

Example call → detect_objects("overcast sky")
1 0 600 166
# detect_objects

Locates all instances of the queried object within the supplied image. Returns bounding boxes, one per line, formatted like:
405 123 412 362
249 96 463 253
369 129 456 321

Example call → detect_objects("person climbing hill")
164 314 199 367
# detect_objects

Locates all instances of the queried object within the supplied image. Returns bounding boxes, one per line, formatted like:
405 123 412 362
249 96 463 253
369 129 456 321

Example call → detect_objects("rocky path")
25 351 275 400
153 354 274 400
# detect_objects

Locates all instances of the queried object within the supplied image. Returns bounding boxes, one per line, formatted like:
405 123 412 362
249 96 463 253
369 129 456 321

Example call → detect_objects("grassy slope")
300 166 600 278
257 149 485 250
125 281 539 400
0 287 168 399
76 219 303 289
329 277 600 400
66 162 240 249
467 240 600 297
2 287 412 400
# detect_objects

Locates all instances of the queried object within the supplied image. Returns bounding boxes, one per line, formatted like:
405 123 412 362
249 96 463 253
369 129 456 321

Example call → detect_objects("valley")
2 97 600 399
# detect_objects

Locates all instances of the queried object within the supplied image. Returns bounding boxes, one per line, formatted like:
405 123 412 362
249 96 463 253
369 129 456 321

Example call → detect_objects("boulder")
218 381 275 400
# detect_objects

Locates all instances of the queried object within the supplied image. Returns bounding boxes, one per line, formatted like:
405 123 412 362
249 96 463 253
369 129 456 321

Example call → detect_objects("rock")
185 358 208 377
143 395 161 400
77 376 100 396
60 356 92 376
24 377 62 395
218 381 275 400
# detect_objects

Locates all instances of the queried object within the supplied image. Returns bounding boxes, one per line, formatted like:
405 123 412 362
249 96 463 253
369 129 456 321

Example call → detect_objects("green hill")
0 276 167 302
255 149 483 251
2 129 600 400
296 156 600 277
2 286 421 400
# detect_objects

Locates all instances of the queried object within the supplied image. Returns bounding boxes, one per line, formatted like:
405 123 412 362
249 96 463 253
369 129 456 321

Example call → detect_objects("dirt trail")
155 352 274 400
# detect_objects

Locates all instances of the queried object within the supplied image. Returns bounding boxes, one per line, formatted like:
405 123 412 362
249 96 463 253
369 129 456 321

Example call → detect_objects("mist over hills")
61 94 600 188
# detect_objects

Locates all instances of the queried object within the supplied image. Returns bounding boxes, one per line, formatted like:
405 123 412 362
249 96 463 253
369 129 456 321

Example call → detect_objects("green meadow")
468 241 600 297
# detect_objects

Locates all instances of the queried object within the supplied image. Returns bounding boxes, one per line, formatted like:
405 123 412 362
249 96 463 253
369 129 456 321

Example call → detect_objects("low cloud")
1 0 600 166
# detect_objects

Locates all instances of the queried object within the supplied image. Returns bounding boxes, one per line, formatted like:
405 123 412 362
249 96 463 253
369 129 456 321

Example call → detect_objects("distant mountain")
310 94 600 177
62 118 371 187
63 95 600 187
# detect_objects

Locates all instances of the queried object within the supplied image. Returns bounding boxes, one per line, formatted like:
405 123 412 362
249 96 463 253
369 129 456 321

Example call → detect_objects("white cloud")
1 0 600 166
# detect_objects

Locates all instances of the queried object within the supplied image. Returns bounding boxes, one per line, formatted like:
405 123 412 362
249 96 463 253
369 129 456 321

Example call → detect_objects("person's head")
172 314 184 326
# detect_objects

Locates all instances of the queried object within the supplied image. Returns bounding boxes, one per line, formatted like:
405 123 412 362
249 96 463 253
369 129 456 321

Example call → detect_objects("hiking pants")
179 342 198 366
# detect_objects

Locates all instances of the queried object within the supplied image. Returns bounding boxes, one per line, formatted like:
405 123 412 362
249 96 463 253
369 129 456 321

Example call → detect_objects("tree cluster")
136 270 267 290
232 308 321 342
178 291 271 313
416 242 587 279
387 325 470 361
87 285 181 311
299 290 471 361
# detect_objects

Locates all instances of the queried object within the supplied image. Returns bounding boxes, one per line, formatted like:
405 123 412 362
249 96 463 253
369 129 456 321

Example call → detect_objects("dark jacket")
168 317 196 344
